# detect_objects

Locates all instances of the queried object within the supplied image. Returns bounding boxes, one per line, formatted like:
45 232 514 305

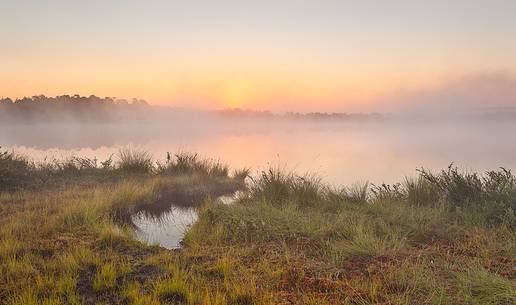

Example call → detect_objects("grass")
0 148 246 193
154 277 190 304
117 148 154 174
457 266 516 305
0 151 514 304
92 263 117 292
157 152 232 178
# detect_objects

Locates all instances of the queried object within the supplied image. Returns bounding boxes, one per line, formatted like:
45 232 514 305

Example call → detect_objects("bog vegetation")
0 149 514 304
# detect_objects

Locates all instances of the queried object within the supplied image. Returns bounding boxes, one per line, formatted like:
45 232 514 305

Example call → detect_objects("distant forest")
0 95 383 124
0 95 152 124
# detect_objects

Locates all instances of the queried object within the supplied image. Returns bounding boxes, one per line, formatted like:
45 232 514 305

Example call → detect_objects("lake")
3 119 516 186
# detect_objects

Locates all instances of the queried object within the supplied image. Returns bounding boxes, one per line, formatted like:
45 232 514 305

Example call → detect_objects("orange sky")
2 1 516 112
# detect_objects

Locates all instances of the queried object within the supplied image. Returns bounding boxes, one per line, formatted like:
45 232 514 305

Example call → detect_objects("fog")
3 112 516 185
381 72 516 115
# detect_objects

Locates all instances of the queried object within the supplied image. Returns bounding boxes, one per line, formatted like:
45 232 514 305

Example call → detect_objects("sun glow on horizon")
2 1 516 111
220 79 253 109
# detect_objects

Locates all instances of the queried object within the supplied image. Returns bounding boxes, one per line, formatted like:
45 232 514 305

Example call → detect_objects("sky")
1 0 516 112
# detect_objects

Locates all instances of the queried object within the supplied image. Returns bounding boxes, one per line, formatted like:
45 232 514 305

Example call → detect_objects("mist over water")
3 118 516 185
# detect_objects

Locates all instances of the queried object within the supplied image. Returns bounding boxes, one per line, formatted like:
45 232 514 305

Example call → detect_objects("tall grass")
0 148 115 192
157 152 231 178
417 165 516 206
404 177 440 207
416 165 516 224
0 148 242 193
247 168 357 208
0 149 34 191
117 148 154 174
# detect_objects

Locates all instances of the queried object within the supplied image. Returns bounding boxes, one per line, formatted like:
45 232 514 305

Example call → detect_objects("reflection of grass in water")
1 151 515 304
135 205 196 226
132 207 199 249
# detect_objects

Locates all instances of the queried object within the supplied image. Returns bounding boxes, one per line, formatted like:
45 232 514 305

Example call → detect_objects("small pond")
132 193 241 249
132 206 198 249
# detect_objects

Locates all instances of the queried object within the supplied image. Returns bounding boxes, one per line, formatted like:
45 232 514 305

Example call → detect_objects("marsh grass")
117 148 154 174
457 266 516 305
182 166 515 303
0 148 248 195
0 149 34 191
0 153 514 304
247 168 329 208
92 263 117 292
404 177 440 207
417 165 516 207
154 277 190 304
157 152 233 178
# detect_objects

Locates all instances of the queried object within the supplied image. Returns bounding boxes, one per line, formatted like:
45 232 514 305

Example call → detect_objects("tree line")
0 95 150 124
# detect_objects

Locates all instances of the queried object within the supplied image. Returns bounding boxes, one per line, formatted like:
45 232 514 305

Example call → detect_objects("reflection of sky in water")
132 207 197 249
4 121 516 185
131 194 240 249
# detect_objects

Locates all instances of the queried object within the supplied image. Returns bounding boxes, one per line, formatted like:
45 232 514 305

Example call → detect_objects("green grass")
0 148 246 193
154 277 190 304
117 148 154 174
0 152 514 304
157 152 230 177
457 266 516 305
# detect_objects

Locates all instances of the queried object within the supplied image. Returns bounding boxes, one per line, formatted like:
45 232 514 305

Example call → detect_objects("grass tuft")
157 152 231 178
457 267 516 305
116 148 154 174
92 262 117 292
154 277 190 305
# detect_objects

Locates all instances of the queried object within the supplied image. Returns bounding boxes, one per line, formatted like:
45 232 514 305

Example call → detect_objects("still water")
131 194 240 249
132 206 197 249
3 120 516 185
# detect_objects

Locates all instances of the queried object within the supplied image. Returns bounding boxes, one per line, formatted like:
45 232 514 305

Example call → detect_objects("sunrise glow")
2 1 516 111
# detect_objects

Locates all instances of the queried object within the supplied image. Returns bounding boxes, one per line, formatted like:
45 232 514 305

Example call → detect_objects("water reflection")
132 192 244 249
4 120 516 185
218 191 245 205
132 206 197 249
